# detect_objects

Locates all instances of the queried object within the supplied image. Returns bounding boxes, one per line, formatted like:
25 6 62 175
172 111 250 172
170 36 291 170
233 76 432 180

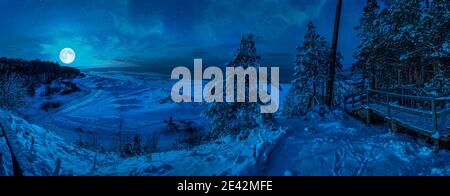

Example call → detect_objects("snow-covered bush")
120 133 146 157
41 80 80 97
40 101 61 111
283 83 313 117
301 105 345 122
119 132 163 157
0 73 26 111
424 72 450 97
175 131 204 150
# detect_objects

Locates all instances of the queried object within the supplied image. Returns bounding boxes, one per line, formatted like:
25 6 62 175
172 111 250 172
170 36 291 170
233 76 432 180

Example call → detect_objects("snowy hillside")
95 127 285 176
0 108 285 176
0 109 97 176
2 69 449 176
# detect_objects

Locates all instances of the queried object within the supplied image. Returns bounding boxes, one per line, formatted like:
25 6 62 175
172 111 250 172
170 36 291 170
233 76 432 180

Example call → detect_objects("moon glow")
59 48 76 64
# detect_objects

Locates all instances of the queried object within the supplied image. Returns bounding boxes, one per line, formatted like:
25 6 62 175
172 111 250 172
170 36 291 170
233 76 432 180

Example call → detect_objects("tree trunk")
313 82 317 100
420 65 425 87
362 64 367 91
408 67 412 84
370 65 376 90
325 0 343 107
322 82 325 104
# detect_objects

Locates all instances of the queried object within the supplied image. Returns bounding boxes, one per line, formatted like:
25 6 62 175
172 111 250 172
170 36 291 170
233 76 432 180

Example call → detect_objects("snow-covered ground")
1 70 286 176
1 70 449 176
0 108 284 176
23 71 209 152
269 115 450 176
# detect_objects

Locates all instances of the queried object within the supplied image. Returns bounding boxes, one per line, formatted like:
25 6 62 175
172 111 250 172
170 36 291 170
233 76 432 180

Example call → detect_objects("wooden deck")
344 89 450 149
368 103 450 138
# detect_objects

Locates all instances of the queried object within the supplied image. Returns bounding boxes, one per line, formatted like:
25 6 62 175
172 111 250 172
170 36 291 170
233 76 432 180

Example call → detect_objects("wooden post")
433 99 441 153
431 98 438 133
401 88 404 106
352 94 355 109
387 95 392 131
325 0 343 107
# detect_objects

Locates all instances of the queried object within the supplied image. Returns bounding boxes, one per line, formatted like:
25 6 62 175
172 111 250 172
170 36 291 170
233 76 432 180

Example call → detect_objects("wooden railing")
345 89 450 133
344 92 367 111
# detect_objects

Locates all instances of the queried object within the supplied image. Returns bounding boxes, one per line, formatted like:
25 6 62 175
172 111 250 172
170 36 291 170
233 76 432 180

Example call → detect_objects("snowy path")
59 90 103 114
263 118 352 176
264 115 450 176
28 89 104 139
29 88 101 123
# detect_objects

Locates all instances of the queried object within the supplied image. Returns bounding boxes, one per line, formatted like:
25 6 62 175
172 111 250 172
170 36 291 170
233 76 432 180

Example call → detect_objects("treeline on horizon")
0 57 81 95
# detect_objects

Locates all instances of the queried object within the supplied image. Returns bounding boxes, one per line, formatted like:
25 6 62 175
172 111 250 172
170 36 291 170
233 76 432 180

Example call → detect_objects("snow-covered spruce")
352 0 450 92
202 33 274 139
283 22 343 118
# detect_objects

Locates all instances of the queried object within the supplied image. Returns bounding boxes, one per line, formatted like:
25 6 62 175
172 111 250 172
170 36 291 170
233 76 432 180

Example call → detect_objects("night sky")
0 0 366 73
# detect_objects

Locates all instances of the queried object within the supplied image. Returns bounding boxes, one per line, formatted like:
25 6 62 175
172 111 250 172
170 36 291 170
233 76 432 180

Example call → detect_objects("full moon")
59 48 76 64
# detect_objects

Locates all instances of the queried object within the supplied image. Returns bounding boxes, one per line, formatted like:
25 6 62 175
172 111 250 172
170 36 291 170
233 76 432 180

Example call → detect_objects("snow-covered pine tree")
385 0 423 88
352 0 380 91
421 0 450 96
283 22 333 117
203 33 274 139
353 0 448 94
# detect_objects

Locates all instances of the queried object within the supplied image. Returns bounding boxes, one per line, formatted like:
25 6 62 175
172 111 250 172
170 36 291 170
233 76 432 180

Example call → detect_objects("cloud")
39 36 108 67
105 0 165 38
164 43 185 48
200 0 328 36
2 0 364 69
186 0 331 60
113 55 144 63
272 0 328 26
110 13 164 38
